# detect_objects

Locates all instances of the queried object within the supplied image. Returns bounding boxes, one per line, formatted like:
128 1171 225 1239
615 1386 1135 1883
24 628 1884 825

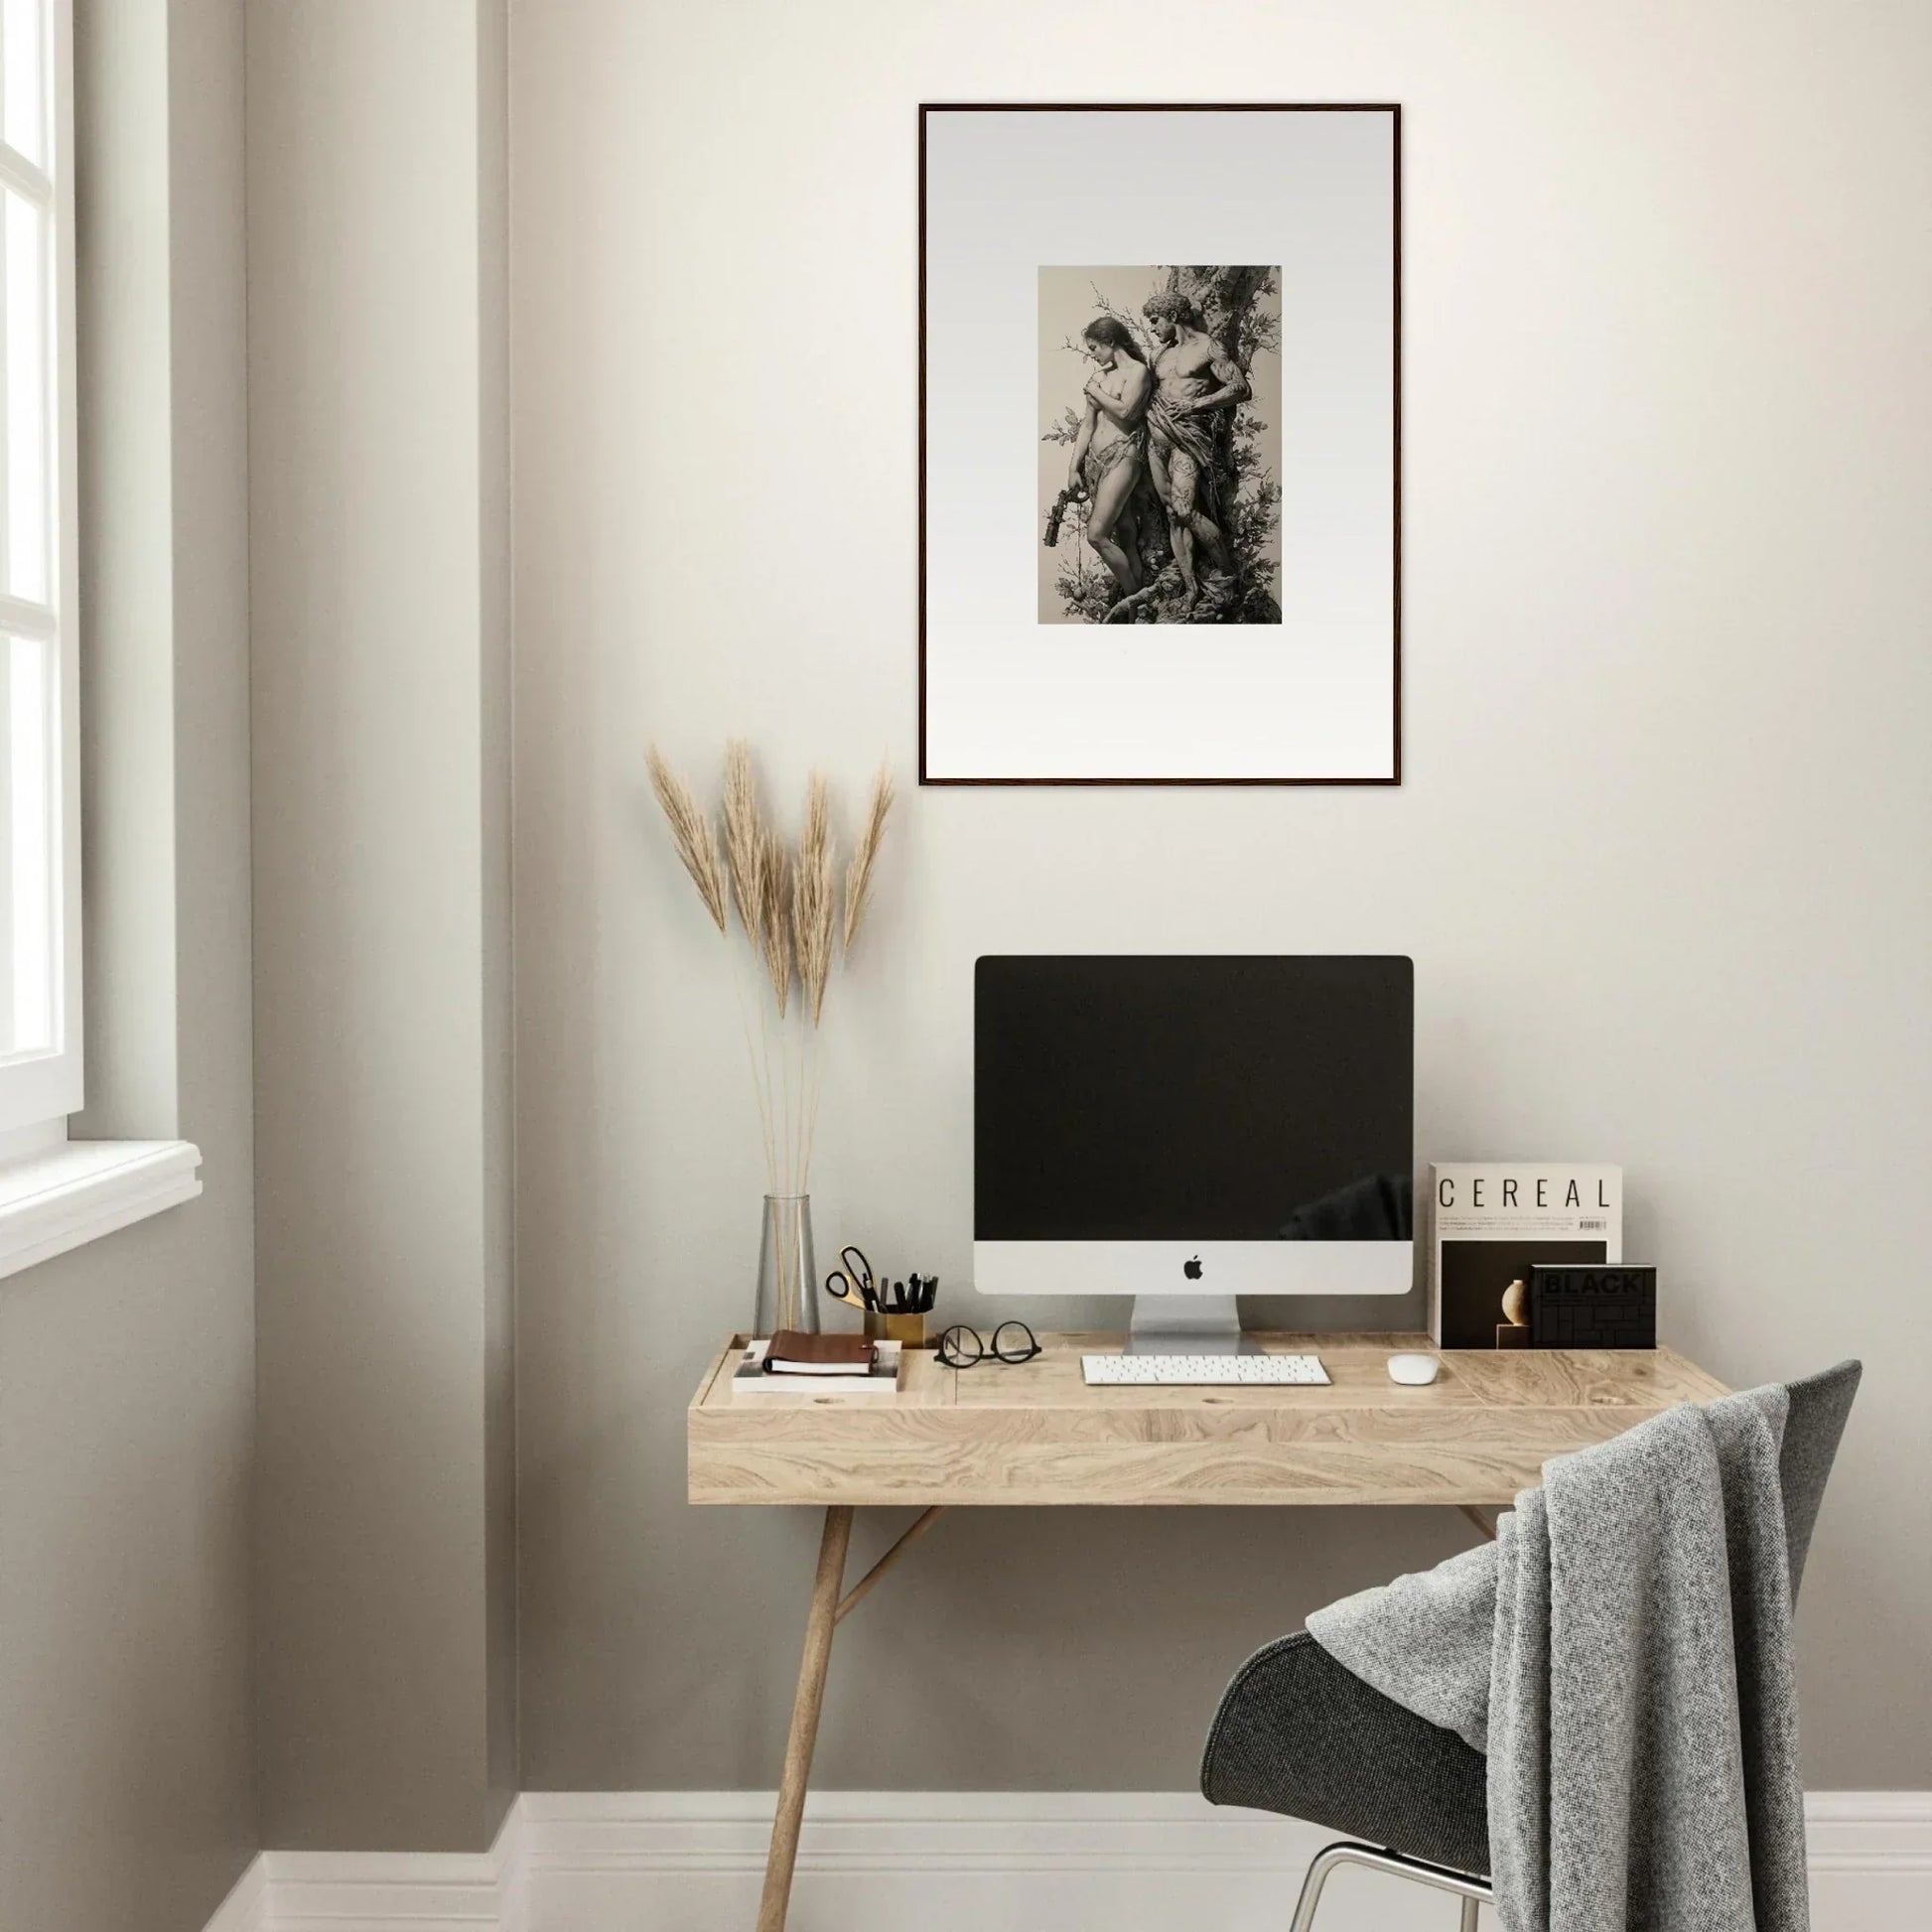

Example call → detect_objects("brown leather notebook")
765 1330 876 1374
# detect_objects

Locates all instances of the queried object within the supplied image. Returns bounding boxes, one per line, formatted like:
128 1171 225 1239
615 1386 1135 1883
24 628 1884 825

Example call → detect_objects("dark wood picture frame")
917 102 1402 787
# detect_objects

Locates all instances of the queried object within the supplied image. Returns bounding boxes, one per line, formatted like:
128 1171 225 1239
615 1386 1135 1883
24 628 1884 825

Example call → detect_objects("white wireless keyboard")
1081 1352 1329 1387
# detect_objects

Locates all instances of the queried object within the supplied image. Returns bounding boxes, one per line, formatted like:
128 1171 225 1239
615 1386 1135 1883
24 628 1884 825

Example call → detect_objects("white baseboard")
202 1789 1932 1932
1804 1792 1932 1930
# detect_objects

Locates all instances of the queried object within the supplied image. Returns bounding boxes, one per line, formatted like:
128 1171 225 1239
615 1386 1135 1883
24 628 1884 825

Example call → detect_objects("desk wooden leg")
758 1504 853 1932
837 1505 942 1624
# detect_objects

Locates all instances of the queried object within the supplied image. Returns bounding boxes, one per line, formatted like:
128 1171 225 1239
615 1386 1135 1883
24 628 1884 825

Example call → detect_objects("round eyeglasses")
935 1320 1041 1369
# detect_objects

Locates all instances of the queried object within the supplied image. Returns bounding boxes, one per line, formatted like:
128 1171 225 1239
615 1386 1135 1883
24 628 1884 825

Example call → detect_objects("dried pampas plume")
722 738 766 941
842 762 895 955
792 773 836 1025
758 826 794 1017
646 747 727 933
644 740 896 1195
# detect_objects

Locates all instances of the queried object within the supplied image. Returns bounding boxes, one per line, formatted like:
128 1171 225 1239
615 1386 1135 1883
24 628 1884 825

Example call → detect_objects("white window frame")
0 0 79 1139
0 0 199 1279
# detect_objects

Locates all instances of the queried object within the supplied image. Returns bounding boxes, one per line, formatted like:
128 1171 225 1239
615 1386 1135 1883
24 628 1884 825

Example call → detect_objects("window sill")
0 1139 203 1282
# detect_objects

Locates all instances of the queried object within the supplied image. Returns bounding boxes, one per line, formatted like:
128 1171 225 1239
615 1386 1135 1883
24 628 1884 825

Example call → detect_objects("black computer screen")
974 956 1414 1241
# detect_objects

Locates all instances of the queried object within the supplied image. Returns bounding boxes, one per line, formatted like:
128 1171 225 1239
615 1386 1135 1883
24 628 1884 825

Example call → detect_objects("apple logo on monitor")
1183 1255 1203 1280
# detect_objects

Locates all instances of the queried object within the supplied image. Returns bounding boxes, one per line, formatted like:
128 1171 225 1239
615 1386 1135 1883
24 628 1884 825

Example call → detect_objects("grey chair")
1200 1362 1862 1929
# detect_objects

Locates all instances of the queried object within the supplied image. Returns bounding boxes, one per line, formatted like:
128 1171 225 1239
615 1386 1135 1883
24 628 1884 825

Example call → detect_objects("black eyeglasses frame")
935 1320 1041 1368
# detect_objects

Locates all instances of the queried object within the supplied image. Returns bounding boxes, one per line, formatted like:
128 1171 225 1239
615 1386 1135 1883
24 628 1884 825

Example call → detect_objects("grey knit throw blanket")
1307 1388 1809 1932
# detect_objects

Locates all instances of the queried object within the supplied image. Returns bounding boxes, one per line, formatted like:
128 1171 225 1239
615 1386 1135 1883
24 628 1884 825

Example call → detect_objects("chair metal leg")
1288 1841 1493 1932
1286 1844 1350 1932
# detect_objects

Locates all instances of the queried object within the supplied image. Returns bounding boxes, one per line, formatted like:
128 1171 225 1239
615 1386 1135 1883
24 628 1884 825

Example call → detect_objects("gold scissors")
824 1245 878 1312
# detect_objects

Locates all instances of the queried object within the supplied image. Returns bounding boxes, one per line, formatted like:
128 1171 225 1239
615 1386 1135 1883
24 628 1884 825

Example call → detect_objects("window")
0 0 75 1140
0 0 198 1277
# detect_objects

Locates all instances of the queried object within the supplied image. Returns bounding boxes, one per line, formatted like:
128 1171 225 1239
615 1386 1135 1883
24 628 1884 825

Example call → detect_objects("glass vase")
754 1193 818 1338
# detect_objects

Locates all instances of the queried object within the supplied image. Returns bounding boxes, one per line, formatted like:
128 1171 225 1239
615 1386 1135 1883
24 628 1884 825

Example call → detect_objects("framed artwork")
918 104 1401 785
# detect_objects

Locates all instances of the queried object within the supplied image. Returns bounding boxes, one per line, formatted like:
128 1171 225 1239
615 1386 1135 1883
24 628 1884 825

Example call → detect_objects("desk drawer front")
687 1402 1674 1507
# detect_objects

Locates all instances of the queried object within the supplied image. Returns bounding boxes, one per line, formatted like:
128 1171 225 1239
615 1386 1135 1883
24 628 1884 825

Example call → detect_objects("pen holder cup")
866 1311 927 1349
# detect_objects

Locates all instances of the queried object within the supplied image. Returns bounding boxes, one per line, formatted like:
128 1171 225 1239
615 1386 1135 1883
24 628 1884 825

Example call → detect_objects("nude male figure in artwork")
1141 289 1249 619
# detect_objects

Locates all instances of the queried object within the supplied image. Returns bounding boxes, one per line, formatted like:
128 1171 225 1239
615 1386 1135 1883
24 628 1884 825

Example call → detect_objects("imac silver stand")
1125 1295 1255 1355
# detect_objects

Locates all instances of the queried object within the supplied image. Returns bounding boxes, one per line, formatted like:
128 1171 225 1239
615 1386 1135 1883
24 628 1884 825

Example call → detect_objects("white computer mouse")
1387 1352 1442 1386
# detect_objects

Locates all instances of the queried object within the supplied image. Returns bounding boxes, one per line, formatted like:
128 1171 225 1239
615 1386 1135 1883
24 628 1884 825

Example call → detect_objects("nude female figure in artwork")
1063 317 1153 605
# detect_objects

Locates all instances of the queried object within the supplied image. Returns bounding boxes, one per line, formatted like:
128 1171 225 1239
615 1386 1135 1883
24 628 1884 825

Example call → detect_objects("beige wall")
249 0 516 1854
511 0 1932 1794
0 3 258 1928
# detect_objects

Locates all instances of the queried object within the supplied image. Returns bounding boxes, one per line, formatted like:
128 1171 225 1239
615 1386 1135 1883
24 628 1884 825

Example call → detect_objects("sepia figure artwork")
1039 267 1282 626
920 105 1399 784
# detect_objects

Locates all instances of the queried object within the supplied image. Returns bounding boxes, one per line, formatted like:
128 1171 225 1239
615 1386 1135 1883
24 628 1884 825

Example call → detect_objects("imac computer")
974 955 1414 1352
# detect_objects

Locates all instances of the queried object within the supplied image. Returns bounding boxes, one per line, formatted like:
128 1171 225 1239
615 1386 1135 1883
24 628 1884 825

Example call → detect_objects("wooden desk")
688 1331 1727 1930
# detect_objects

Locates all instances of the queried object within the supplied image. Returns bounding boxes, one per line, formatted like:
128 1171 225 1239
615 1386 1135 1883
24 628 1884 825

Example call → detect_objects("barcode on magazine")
1579 1218 1608 1231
